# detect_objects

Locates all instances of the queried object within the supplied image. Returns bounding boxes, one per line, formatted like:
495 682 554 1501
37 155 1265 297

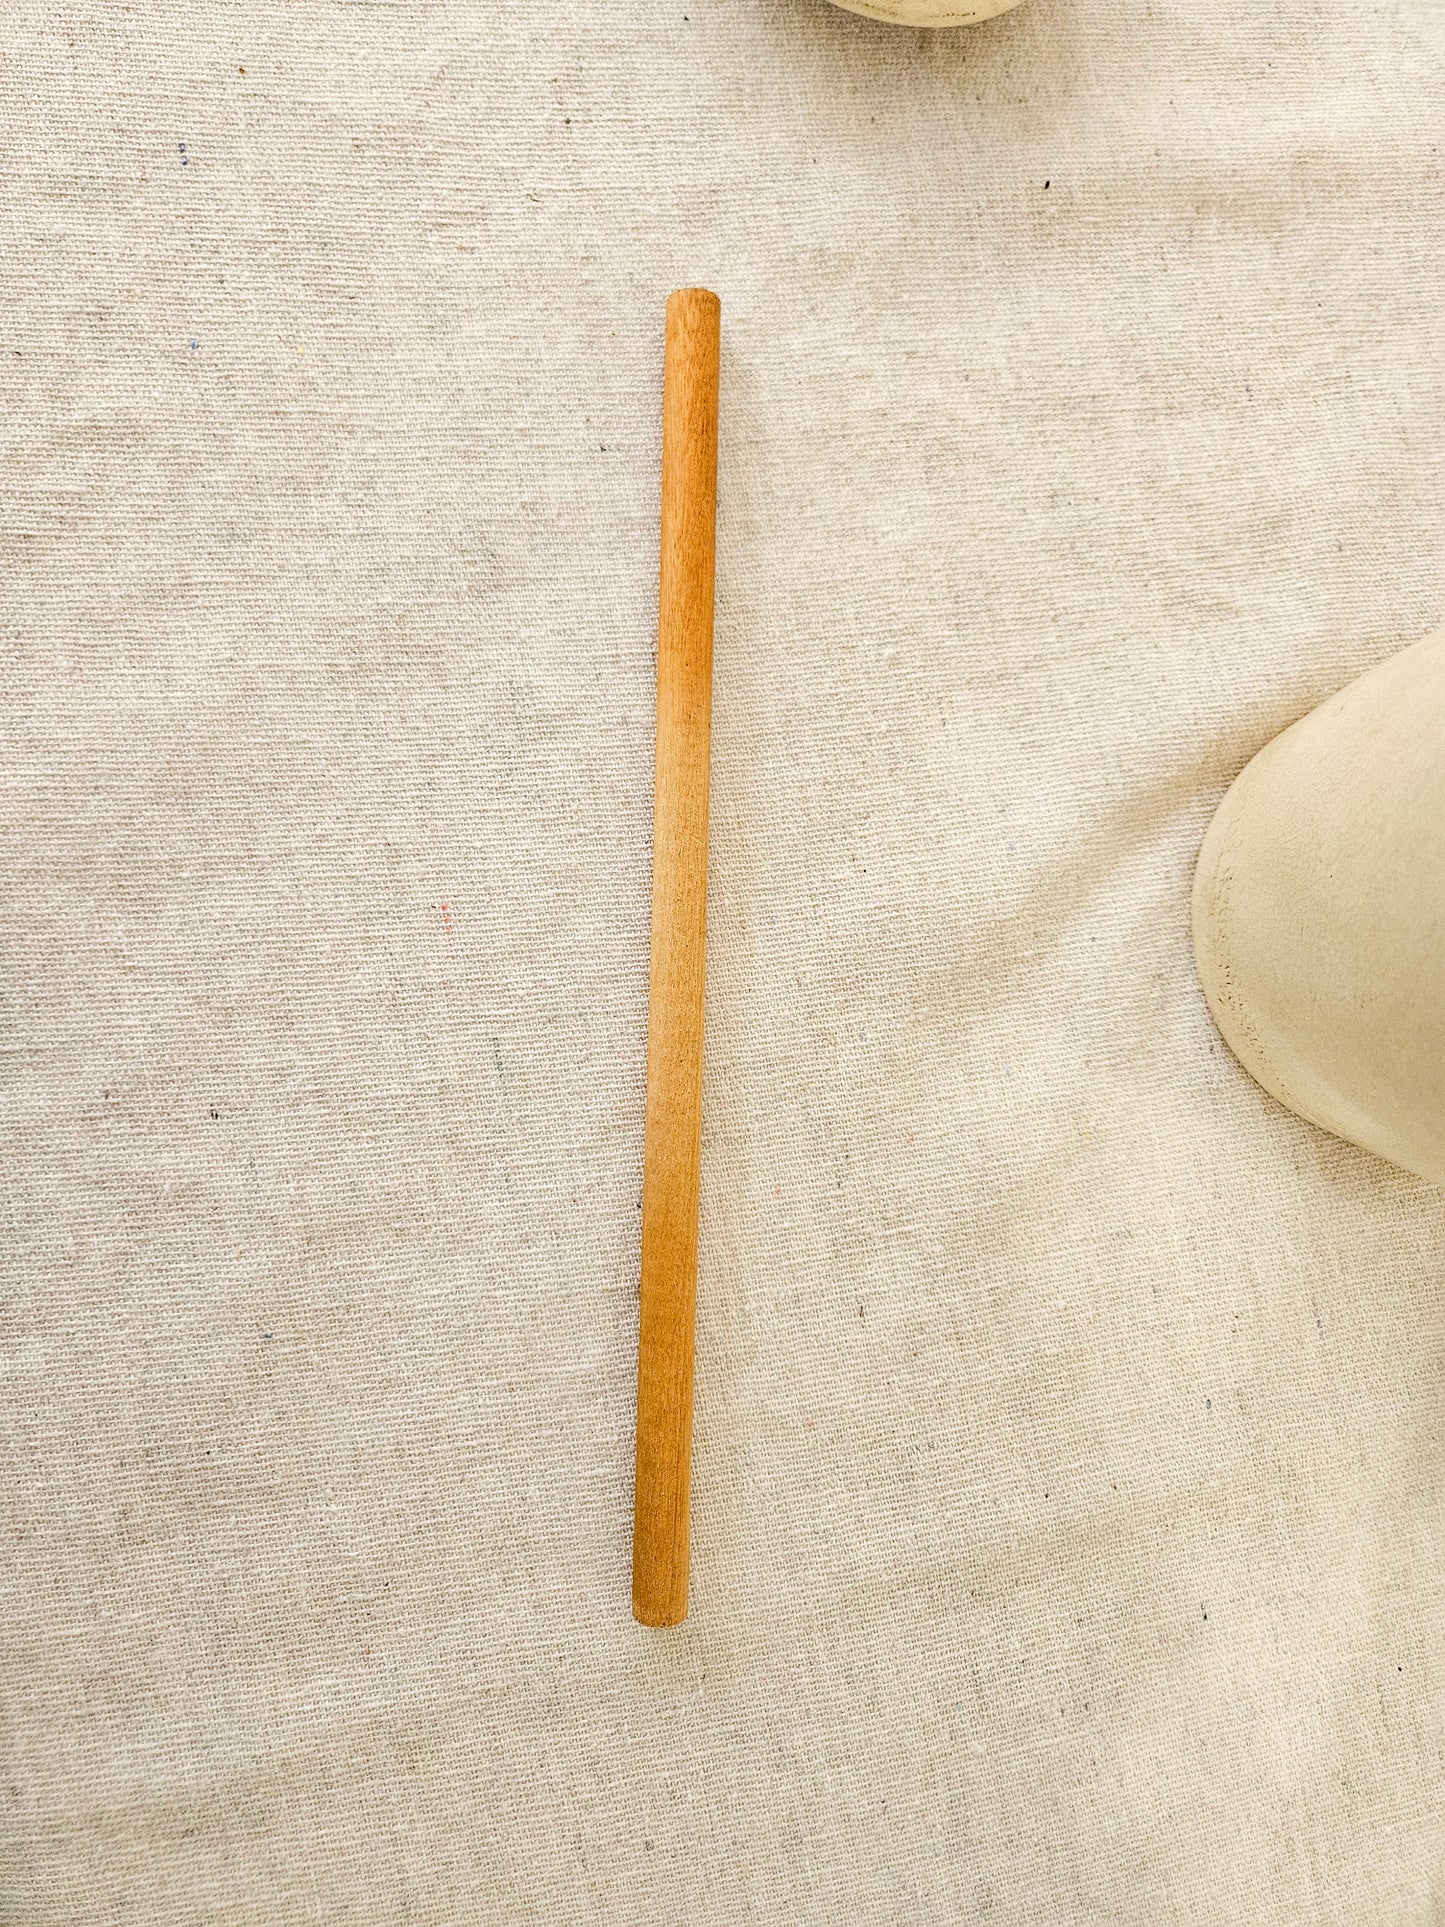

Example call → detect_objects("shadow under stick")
632 288 721 1628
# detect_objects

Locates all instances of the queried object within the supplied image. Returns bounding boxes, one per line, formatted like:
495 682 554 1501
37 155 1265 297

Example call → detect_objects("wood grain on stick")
632 288 721 1628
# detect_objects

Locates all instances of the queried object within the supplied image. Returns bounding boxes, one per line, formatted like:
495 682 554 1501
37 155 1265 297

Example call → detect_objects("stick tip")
633 1596 688 1629
667 286 721 318
632 1549 689 1627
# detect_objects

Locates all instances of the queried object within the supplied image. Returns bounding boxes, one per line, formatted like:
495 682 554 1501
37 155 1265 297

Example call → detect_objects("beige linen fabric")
4 1 1444 1920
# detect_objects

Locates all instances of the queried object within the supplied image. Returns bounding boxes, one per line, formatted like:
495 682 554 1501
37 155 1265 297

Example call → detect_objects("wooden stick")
632 288 721 1628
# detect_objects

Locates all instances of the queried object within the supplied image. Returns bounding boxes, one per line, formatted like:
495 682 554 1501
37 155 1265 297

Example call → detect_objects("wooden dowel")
632 288 721 1628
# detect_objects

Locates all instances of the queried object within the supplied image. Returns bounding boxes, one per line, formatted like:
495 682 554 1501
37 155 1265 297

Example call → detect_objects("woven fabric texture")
4 1 1444 1920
